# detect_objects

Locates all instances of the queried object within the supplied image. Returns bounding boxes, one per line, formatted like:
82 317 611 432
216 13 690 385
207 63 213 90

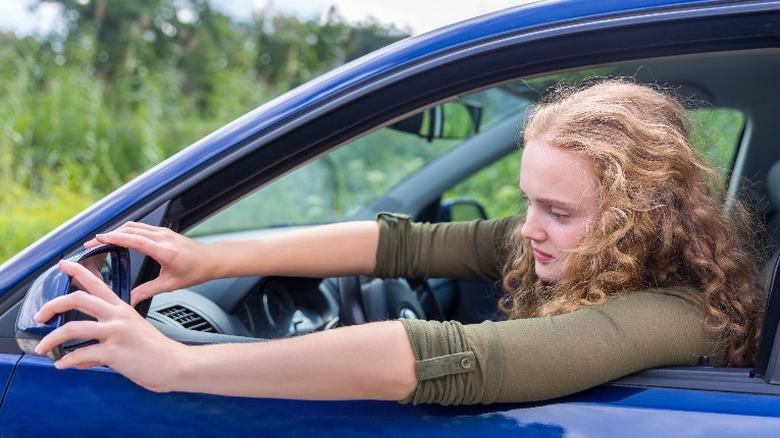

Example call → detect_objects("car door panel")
3 354 780 436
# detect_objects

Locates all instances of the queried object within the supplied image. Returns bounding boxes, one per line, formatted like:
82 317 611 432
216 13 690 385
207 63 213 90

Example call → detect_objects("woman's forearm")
36 262 416 401
169 320 417 401
209 221 381 279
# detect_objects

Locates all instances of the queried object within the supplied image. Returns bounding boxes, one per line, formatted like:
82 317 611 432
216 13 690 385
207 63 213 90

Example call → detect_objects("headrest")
767 160 780 210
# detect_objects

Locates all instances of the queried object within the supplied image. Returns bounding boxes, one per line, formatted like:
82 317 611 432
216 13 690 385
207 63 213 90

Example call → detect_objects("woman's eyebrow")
520 191 579 210
539 198 579 210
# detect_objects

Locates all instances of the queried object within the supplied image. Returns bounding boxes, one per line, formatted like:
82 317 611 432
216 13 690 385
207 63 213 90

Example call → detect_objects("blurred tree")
251 6 408 87
177 2 238 111
38 1 409 109
342 18 407 63
40 0 173 81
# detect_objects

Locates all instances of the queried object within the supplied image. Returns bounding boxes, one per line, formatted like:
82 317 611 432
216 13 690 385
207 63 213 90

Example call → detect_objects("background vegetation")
0 0 409 262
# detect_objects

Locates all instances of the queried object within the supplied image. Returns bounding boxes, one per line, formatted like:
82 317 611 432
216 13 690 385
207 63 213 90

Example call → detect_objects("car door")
3 1 780 435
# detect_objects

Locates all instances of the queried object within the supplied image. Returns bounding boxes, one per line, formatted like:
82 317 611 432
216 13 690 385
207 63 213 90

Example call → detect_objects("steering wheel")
332 276 426 325
337 276 367 325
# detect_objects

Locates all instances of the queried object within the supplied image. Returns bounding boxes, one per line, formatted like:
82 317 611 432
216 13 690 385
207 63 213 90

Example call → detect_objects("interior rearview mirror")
389 100 482 140
15 244 130 361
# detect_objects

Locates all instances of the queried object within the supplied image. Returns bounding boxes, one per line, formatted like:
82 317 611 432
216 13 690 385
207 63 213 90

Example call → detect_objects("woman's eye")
548 209 569 219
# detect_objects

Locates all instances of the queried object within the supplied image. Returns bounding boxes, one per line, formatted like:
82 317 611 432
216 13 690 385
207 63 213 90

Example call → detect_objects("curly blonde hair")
500 78 765 366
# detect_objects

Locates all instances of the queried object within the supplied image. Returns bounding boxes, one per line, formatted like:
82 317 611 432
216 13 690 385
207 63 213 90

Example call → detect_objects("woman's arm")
175 321 416 400
208 221 380 278
88 221 380 305
34 260 417 400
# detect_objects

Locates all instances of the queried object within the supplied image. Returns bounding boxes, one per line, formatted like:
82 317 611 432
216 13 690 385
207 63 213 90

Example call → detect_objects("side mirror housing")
15 244 130 360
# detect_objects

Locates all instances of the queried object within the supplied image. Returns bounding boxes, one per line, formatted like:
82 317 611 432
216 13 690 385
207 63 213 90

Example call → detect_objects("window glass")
188 86 531 236
443 149 523 219
189 130 459 236
188 75 744 237
689 107 744 179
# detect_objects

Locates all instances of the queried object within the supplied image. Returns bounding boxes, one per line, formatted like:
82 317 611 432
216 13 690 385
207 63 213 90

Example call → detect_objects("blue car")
3 0 780 435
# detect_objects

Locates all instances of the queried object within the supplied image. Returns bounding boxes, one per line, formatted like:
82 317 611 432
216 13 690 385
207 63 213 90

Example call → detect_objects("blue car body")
2 0 780 435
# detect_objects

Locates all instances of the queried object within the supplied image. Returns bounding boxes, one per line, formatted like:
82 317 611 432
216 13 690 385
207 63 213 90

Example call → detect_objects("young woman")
33 79 765 405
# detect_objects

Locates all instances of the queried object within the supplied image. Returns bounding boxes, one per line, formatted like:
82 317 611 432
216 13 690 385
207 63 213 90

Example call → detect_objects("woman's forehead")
520 138 600 206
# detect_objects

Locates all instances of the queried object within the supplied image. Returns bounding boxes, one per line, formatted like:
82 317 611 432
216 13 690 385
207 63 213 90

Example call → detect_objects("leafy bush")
0 4 409 263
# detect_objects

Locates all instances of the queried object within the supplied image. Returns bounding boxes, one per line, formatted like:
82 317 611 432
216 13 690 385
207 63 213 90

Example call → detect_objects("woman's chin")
534 263 564 283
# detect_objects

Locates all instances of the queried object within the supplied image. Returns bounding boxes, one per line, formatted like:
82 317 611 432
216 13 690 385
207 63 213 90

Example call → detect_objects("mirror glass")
69 252 116 294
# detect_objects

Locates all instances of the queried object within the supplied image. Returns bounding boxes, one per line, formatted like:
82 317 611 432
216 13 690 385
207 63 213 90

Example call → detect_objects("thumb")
130 280 168 306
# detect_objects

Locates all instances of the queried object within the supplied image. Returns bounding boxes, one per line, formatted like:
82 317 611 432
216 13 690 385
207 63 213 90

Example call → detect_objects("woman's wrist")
155 342 198 393
204 240 240 279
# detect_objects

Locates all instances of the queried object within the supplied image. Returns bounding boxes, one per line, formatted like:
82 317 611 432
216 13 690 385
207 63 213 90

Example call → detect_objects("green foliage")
0 185 95 263
0 3 409 263
689 107 744 176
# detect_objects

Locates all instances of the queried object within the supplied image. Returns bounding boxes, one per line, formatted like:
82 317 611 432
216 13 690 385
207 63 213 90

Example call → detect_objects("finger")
34 320 105 356
108 222 170 241
118 221 163 232
94 229 169 260
53 343 106 370
86 222 166 249
34 290 112 323
130 289 152 307
59 261 122 304
130 279 172 306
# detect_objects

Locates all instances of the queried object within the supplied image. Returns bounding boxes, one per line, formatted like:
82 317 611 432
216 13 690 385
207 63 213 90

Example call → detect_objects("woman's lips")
532 248 554 263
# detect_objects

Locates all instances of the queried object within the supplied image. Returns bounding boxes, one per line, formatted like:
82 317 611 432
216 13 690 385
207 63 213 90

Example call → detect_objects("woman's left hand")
33 260 187 393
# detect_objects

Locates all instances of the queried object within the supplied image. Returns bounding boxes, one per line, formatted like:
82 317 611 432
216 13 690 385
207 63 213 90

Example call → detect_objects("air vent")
158 305 216 332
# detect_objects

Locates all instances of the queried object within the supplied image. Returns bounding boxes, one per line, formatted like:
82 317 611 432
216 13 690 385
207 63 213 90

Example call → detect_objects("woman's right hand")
85 222 215 305
35 260 187 392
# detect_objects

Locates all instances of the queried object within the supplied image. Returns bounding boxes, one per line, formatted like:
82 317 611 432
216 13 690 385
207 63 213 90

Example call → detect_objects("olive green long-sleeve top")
372 213 721 405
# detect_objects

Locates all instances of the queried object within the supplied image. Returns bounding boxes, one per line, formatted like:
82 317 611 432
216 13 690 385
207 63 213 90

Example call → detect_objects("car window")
187 124 461 236
188 86 531 236
188 75 743 237
443 149 523 219
689 107 744 179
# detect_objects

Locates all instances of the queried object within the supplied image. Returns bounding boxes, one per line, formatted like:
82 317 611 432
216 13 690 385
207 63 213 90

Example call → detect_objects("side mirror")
15 244 130 360
439 198 489 222
389 100 482 140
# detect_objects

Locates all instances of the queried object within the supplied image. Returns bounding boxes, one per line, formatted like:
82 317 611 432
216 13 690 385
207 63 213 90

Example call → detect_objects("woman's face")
519 136 601 282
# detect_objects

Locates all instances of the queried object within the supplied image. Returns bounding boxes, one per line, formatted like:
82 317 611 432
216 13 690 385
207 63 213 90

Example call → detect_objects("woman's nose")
520 209 545 241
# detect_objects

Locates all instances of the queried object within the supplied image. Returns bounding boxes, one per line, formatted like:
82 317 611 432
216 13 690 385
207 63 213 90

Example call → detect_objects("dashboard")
236 277 339 338
147 275 339 340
